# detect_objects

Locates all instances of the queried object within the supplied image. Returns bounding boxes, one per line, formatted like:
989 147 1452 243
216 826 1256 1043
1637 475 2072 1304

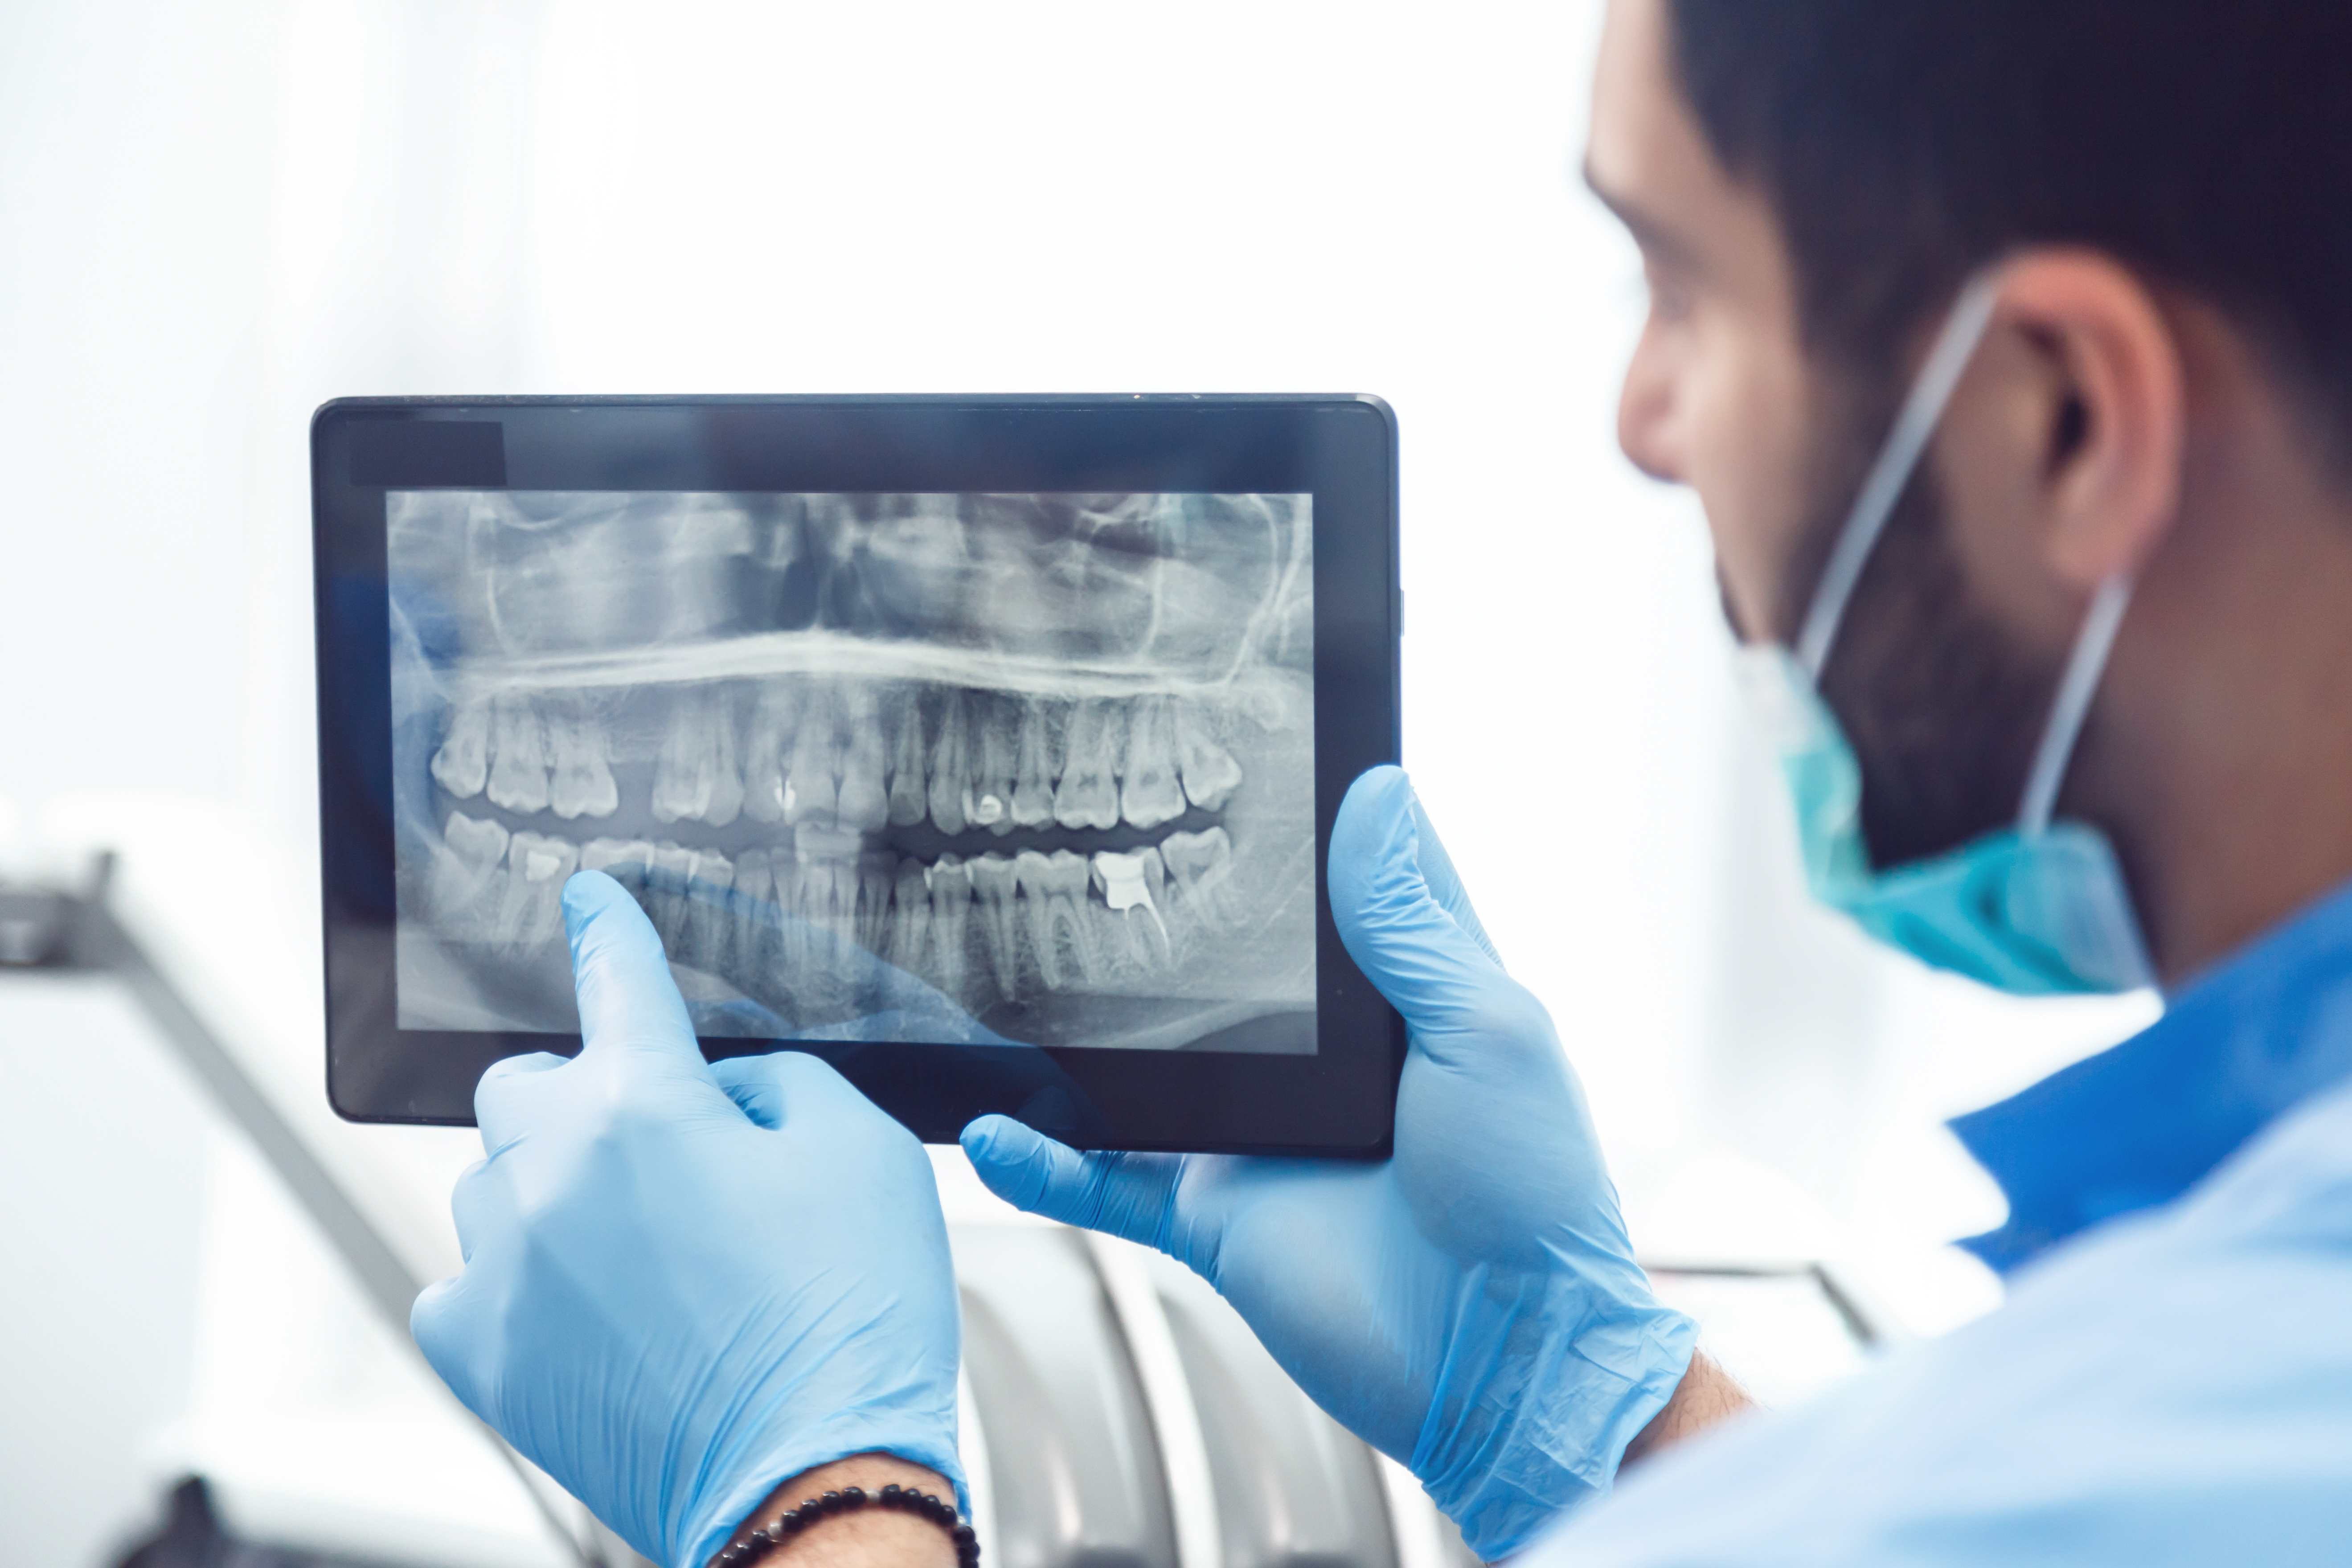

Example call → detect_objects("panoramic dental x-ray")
389 490 1316 1052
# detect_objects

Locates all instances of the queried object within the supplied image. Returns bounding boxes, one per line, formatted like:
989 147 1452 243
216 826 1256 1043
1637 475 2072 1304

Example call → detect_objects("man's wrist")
710 1454 961 1568
1621 1351 1755 1466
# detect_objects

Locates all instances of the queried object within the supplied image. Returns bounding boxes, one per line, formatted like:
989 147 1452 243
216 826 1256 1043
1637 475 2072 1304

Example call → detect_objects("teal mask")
1735 271 2155 995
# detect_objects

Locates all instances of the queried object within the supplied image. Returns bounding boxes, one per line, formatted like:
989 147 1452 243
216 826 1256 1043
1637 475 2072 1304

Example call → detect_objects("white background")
0 3 2154 1563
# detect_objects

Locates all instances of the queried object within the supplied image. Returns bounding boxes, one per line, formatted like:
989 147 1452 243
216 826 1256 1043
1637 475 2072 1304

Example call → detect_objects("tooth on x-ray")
432 700 491 799
389 489 1317 1050
488 697 551 815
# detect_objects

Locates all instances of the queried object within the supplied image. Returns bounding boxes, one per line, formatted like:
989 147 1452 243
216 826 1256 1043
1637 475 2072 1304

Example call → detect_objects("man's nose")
1616 334 1682 483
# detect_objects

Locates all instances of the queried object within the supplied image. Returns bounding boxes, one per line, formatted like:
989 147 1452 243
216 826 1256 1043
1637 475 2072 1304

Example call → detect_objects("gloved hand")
412 872 965 1568
962 766 1696 1560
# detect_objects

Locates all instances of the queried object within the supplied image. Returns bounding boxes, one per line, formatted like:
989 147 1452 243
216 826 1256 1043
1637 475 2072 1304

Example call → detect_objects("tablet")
312 396 1402 1153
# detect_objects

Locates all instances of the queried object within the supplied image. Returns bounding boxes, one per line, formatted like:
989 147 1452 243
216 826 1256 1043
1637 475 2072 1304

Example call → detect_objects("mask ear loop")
2016 573 2135 838
1794 270 2008 680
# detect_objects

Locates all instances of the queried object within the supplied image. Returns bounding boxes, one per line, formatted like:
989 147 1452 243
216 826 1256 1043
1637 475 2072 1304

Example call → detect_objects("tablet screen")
388 490 1318 1055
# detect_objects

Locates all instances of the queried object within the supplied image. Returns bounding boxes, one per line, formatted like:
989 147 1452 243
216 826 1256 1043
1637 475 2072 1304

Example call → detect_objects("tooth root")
926 856 973 1002
1014 850 1057 989
647 840 697 949
888 688 930 828
928 692 970 835
769 852 807 979
838 687 890 834
744 687 795 825
1053 700 1123 831
785 686 840 827
1160 826 1237 925
681 848 737 976
487 697 552 815
888 859 934 978
1120 697 1187 830
431 700 491 799
1011 701 1059 828
733 849 777 998
972 695 1017 834
652 695 715 824
548 704 620 820
705 692 745 828
857 850 898 954
1175 704 1244 812
968 853 1020 1000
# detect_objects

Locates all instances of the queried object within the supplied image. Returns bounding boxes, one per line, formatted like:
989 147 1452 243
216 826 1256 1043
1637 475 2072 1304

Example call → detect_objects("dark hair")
1667 0 2352 442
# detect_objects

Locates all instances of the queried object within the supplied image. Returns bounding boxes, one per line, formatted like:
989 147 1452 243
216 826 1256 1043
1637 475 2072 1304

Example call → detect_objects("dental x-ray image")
387 490 1317 1053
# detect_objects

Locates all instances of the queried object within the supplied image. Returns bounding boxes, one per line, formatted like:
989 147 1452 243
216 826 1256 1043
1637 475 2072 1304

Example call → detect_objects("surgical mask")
1734 270 2156 995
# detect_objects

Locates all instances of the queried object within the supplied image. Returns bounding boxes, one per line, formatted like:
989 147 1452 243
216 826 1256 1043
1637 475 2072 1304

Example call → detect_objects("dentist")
410 3 2352 1563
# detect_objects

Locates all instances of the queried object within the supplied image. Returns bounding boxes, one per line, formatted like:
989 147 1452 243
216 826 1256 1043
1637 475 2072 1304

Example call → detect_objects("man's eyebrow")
1581 157 1703 270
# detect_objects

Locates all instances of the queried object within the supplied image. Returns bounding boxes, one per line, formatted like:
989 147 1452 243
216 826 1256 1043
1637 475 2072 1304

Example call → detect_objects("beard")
1765 386 2062 872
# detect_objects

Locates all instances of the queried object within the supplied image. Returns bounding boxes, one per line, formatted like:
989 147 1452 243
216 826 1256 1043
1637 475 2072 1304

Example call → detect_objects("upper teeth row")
429 680 1245 833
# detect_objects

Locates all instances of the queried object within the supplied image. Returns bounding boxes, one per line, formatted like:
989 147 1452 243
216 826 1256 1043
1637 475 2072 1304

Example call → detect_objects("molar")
1017 847 1098 991
495 831 578 952
968 852 1021 999
487 697 552 815
1053 700 1123 831
927 691 971 835
1160 826 1237 924
580 836 655 878
1092 846 1171 970
547 703 619 821
431 700 491 800
837 685 891 834
432 811 511 939
1119 697 1186 830
653 690 745 827
1175 704 1244 812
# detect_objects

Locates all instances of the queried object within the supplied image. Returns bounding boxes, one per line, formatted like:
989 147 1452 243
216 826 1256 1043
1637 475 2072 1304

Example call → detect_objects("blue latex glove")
412 871 966 1568
962 766 1697 1560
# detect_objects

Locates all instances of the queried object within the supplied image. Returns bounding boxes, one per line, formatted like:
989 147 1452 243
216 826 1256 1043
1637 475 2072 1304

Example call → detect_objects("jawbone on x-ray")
387 491 1317 1053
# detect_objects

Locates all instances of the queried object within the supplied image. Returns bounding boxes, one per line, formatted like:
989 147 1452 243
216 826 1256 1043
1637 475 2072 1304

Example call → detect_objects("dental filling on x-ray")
386 491 1318 1052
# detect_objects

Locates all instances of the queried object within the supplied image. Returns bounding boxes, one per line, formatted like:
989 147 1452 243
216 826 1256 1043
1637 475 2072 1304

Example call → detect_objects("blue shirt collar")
1950 875 2352 1273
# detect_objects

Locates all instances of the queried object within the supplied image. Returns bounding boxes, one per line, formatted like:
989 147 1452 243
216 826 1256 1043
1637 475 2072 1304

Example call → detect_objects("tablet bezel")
312 395 1403 1153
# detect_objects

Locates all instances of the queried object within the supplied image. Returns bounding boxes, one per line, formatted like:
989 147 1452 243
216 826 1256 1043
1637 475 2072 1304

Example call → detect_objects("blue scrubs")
1533 880 2352 1565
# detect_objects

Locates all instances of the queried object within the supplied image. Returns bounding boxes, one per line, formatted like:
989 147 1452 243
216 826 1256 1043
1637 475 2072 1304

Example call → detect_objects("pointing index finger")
563 870 703 1064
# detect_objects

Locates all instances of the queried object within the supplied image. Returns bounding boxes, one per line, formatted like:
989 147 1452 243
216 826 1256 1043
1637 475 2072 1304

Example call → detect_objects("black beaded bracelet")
714 1482 979 1568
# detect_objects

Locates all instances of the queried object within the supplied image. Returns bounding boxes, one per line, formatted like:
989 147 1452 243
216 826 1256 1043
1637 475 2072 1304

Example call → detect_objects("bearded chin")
1795 473 2062 874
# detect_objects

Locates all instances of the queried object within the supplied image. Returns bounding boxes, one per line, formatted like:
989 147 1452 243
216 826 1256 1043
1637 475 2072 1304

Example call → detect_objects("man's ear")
1994 251 2187 589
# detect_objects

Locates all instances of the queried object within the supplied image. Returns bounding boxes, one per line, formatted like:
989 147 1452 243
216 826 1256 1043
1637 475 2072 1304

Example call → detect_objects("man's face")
1584 0 2058 868
1586 0 1830 644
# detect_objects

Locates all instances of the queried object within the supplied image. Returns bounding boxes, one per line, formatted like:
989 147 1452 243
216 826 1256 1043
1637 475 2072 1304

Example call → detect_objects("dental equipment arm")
962 766 1706 1561
411 872 967 1568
